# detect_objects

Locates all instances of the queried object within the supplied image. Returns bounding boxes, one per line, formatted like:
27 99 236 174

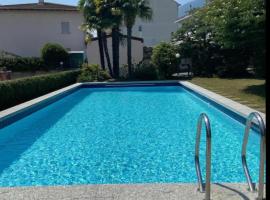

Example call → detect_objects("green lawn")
189 78 265 113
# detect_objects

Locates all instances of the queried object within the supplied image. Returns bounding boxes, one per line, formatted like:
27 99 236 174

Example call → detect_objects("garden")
0 0 265 112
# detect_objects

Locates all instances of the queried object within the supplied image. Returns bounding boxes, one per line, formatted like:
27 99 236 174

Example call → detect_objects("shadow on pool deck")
215 183 250 200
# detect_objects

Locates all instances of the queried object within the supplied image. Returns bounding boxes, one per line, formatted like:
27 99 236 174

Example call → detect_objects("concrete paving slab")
0 183 263 200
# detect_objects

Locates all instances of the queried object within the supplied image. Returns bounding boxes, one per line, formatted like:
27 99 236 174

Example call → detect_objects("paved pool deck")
0 183 263 200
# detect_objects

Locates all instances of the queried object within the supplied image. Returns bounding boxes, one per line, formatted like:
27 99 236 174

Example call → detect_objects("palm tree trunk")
101 31 113 77
127 26 132 78
97 29 105 70
112 26 120 78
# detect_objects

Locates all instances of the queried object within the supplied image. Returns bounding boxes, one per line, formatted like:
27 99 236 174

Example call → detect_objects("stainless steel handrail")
195 113 211 200
242 112 265 200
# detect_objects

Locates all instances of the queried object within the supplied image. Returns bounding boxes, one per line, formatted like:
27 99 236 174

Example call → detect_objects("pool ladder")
194 112 265 200
241 112 266 200
195 113 211 200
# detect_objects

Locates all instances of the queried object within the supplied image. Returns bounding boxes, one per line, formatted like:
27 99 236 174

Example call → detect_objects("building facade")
86 35 144 74
128 0 179 47
0 1 85 57
0 0 180 66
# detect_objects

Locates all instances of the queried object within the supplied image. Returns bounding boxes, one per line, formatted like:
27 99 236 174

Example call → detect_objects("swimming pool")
0 83 261 187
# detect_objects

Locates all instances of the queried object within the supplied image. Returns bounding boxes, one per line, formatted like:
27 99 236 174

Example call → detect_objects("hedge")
0 57 47 71
0 70 80 111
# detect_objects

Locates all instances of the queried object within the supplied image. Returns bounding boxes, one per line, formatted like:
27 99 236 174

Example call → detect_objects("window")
138 25 142 32
61 22 70 34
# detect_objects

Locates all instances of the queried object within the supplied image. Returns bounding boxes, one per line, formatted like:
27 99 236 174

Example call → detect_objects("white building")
87 34 144 75
0 0 85 57
130 0 180 47
175 15 192 29
175 0 206 28
0 0 180 66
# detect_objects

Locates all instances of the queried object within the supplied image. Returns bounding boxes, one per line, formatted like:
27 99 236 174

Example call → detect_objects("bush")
0 57 47 71
0 70 79 111
133 60 158 80
41 43 69 69
151 42 178 78
77 64 111 82
119 64 129 79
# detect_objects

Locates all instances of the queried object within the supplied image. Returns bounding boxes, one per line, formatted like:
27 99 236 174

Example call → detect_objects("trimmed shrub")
77 64 111 82
151 42 178 78
0 57 47 71
41 43 69 69
133 60 158 80
0 70 79 111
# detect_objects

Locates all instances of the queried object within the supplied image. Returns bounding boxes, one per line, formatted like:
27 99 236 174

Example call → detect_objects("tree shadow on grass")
242 83 265 98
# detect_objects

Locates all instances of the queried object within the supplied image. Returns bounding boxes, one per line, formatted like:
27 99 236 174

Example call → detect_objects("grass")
189 77 265 113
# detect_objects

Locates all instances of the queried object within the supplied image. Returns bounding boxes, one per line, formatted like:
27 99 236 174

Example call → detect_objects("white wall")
0 0 178 57
0 10 85 57
124 0 179 47
87 37 144 76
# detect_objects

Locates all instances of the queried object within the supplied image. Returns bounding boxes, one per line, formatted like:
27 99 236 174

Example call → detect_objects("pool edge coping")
0 183 263 200
0 80 265 127
179 81 266 123
0 83 83 125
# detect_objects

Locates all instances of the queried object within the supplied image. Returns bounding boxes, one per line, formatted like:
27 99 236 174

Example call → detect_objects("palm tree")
101 31 113 76
78 0 113 76
109 1 123 78
97 29 105 70
120 0 152 78
112 27 120 77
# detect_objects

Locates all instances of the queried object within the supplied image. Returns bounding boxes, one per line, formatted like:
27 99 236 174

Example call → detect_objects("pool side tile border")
82 80 180 88
0 83 82 128
179 81 266 123
0 80 265 128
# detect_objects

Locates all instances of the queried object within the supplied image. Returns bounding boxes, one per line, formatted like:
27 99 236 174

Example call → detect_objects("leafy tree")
172 8 220 76
206 0 265 76
173 0 265 77
151 42 178 79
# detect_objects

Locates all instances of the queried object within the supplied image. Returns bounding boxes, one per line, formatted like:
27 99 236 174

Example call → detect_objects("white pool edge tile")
0 83 82 122
0 80 265 125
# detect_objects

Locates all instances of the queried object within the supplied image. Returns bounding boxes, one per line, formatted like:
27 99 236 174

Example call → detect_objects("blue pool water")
0 85 261 187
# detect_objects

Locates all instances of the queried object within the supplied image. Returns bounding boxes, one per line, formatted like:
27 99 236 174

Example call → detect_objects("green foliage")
0 57 47 72
133 60 158 80
41 43 69 69
77 63 111 82
119 0 153 28
118 0 153 78
205 0 265 50
172 0 265 77
0 70 79 111
78 0 153 78
151 42 178 78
